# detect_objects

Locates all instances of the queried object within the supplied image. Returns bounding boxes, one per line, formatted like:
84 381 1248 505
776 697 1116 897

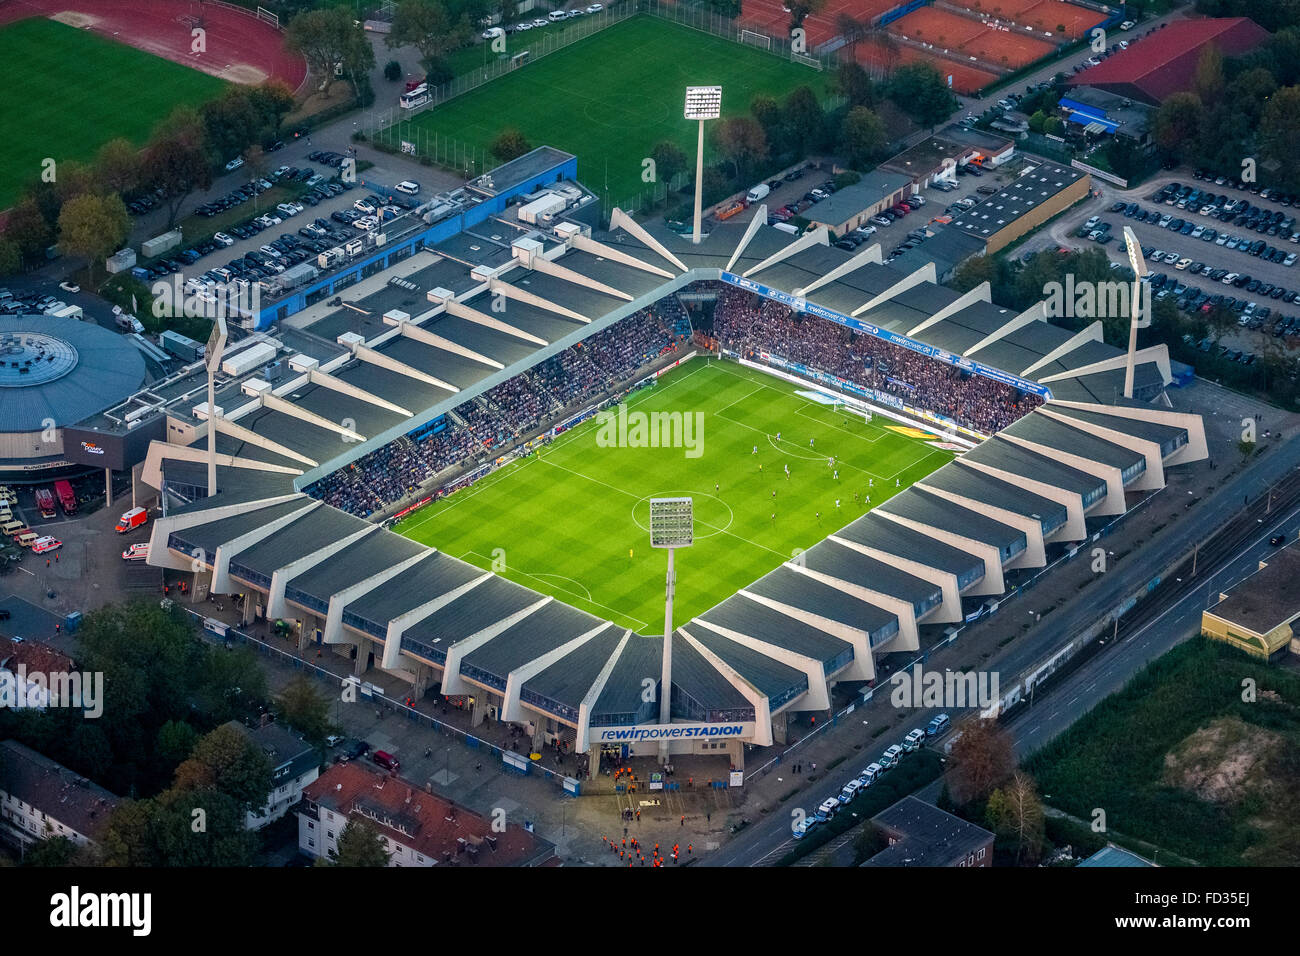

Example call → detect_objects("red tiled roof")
0 636 74 676
1067 17 1270 103
303 762 554 866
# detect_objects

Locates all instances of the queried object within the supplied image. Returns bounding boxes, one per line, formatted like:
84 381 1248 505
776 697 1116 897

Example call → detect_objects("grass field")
386 16 830 207
0 18 226 209
394 360 953 631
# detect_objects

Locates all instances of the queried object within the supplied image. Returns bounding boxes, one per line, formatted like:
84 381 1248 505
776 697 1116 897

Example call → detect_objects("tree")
171 724 273 815
490 127 531 162
246 81 297 140
340 19 377 100
140 107 212 229
3 199 53 261
833 60 876 109
155 720 201 773
95 138 140 196
839 106 887 170
1192 45 1225 105
1027 109 1047 134
22 836 80 867
1260 87 1300 193
1152 92 1202 161
986 771 1046 864
711 115 769 181
783 86 826 155
57 193 129 284
334 817 390 866
384 60 403 82
388 0 470 73
278 675 332 746
202 88 262 166
886 63 956 130
944 719 1015 805
1042 115 1065 137
786 0 825 30
146 787 260 866
286 7 367 93
0 239 21 276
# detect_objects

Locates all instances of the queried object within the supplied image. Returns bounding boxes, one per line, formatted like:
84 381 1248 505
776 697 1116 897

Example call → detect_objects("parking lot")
1062 175 1300 363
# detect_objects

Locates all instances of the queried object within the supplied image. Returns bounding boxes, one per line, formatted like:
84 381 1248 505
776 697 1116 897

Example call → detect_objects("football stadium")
132 147 1207 770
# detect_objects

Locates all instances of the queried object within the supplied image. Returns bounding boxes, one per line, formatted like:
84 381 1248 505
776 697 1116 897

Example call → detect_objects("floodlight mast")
684 86 722 246
205 315 228 497
650 497 693 764
1122 226 1147 400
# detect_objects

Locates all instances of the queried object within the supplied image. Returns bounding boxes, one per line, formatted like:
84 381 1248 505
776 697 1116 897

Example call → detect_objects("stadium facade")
131 149 1206 767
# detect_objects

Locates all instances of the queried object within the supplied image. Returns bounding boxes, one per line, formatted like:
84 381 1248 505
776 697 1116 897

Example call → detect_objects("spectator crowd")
305 302 686 516
712 287 1042 435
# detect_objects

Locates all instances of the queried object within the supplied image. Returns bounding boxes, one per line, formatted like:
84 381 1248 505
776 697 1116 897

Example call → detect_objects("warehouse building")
1201 545 1300 661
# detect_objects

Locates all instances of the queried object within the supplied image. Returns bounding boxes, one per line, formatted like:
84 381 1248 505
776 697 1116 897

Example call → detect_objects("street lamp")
684 86 722 245
650 497 693 765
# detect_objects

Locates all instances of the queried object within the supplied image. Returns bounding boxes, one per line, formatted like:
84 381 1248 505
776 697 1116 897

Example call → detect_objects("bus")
399 83 430 109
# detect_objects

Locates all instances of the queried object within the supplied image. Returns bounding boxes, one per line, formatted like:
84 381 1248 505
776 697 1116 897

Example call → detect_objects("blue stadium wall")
254 153 580 330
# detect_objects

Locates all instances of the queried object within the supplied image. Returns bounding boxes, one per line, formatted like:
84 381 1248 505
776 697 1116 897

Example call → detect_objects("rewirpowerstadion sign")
719 271 1051 399
595 722 751 743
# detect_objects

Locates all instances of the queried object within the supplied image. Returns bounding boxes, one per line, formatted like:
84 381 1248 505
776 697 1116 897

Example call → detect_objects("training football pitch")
395 360 954 631
385 16 830 207
0 18 226 209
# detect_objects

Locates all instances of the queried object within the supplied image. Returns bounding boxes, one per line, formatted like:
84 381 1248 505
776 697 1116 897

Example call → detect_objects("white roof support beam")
575 630 633 751
794 243 883 297
213 416 318 468
689 616 833 712
852 261 937 317
1048 400 1208 467
140 441 303 493
526 255 634 302
351 342 460 394
724 205 768 273
1038 406 1165 492
145 494 307 572
963 300 1045 358
440 596 551 696
955 457 1088 543
916 482 1046 570
677 627 773 747
212 499 321 593
609 208 688 272
1020 321 1103 377
386 313 504 370
998 433 1127 516
503 622 616 725
1036 344 1172 388
488 278 591 324
323 550 434 647
266 524 379 620
906 281 990 338
569 234 676 279
873 509 1005 597
381 572 493 670
444 298 549 346
741 226 830 278
260 391 365 443
303 366 413 418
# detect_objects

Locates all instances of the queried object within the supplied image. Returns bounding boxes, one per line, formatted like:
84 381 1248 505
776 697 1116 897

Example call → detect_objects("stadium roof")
1066 17 1270 104
0 315 146 433
138 157 1208 740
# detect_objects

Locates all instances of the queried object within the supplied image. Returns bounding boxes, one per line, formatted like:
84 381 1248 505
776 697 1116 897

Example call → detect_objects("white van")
838 779 863 804
746 182 771 203
880 744 904 768
858 763 882 787
903 728 926 752
772 221 799 235
547 9 567 20
394 180 421 195
814 798 839 822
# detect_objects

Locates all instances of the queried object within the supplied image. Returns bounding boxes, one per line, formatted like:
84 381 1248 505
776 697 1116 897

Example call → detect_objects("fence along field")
370 15 832 210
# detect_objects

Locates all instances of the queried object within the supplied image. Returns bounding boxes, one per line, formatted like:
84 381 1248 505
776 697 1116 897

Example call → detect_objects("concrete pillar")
771 711 789 746
470 695 489 728
105 468 113 507
352 637 373 676
589 743 601 780
411 663 435 698
240 593 255 627
532 722 547 751
295 618 313 654
189 568 211 604
727 739 744 771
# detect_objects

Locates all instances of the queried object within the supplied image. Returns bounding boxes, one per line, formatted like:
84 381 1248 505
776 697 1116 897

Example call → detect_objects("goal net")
835 401 872 424
739 29 771 50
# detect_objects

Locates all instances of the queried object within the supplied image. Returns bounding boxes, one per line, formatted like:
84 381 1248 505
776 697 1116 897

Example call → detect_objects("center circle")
631 492 734 539
0 332 79 387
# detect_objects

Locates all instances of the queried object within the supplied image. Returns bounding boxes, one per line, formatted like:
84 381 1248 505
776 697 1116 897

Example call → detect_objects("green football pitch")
384 16 830 207
0 18 226 209
394 360 954 631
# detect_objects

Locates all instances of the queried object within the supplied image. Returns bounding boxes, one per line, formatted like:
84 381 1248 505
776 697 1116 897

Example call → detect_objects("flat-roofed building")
1201 545 1300 661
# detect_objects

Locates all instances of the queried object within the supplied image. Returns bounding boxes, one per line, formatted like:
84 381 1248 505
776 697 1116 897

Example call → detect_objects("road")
707 434 1300 867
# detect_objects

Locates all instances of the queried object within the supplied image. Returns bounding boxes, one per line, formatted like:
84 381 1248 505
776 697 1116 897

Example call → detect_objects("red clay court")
0 0 306 90
953 0 1102 38
890 5 1055 69
855 38 997 93
739 0 904 51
